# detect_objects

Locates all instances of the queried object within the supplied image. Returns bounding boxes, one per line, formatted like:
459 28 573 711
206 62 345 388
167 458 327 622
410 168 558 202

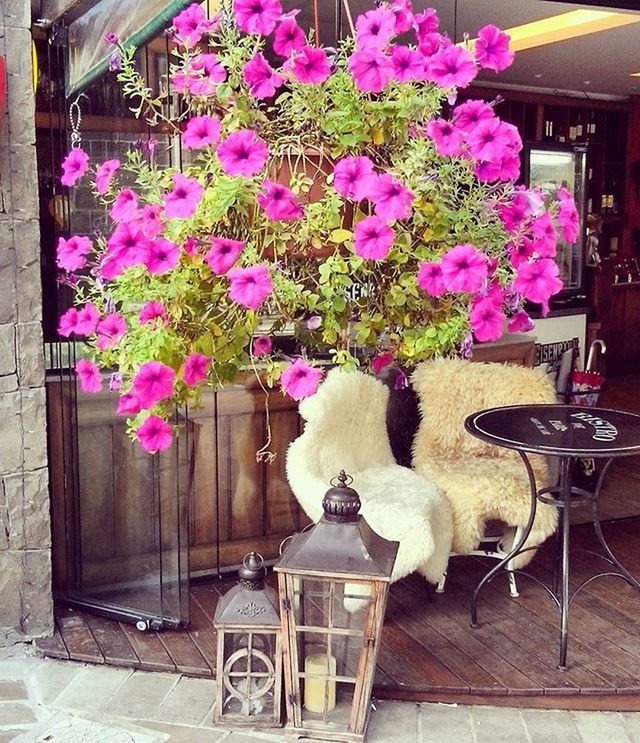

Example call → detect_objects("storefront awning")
66 0 192 97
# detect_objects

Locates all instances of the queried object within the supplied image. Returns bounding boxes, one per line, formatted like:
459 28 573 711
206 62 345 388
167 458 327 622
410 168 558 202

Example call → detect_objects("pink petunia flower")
183 353 210 387
163 174 203 219
415 8 439 40
257 180 304 221
109 373 122 392
467 117 516 163
234 0 282 36
136 415 173 453
61 148 89 187
57 235 92 272
440 244 488 293
355 7 396 50
102 223 150 279
110 189 139 223
418 32 444 61
181 115 221 149
74 302 100 336
390 0 413 34
243 52 284 99
139 301 169 326
391 45 424 83
428 45 477 89
133 361 176 409
530 211 558 257
348 48 394 93
507 237 535 268
425 118 464 158
291 46 331 85
513 258 563 305
96 313 127 350
227 264 273 309
204 237 245 275
182 237 199 257
145 238 180 274
369 174 414 222
76 358 102 393
139 204 164 239
475 25 514 73
173 3 218 46
332 156 377 201
58 308 78 337
197 53 227 83
500 193 532 233
273 18 305 57
558 197 580 243
95 159 120 195
280 358 323 400
252 334 272 356
353 216 395 260
470 298 505 342
508 309 535 333
453 99 494 133
116 392 141 416
475 154 520 183
217 129 269 177
417 261 446 297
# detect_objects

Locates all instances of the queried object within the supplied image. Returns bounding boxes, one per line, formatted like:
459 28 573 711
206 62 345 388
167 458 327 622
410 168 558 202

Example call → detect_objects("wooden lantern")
213 552 282 727
274 471 398 743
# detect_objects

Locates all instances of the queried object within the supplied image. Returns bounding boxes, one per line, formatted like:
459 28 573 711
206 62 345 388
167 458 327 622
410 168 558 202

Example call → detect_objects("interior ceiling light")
631 72 640 77
503 10 640 52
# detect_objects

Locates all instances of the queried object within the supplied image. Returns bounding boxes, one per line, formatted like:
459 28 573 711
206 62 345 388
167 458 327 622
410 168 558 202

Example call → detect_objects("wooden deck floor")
37 517 640 711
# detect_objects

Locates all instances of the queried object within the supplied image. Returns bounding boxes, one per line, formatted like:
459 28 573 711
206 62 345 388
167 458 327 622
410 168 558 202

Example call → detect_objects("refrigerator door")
526 144 587 298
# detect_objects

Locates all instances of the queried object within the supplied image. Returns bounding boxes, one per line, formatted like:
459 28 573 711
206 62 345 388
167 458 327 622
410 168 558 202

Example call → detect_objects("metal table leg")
558 457 573 671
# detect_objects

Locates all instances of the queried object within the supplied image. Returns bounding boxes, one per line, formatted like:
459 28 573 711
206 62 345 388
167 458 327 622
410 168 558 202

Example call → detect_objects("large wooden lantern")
274 471 398 742
213 552 282 727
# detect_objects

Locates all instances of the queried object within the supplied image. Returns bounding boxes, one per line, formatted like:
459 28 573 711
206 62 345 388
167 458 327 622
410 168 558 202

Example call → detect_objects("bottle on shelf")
576 112 583 139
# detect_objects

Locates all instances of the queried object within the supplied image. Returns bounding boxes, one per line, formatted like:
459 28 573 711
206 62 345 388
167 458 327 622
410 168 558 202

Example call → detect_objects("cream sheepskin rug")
411 358 558 569
286 367 453 584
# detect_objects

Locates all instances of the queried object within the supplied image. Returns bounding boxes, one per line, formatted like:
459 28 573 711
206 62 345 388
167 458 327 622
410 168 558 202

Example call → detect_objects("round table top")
465 404 640 458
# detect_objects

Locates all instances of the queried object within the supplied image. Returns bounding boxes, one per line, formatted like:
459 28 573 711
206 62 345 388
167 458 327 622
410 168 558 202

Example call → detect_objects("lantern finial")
238 551 266 590
322 470 361 522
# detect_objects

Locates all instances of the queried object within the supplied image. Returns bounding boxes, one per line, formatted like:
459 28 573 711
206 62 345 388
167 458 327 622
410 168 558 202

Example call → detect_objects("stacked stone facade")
0 1 53 643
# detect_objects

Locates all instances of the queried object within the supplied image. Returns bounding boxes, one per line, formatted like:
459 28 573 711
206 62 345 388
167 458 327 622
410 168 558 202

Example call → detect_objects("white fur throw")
286 367 453 584
411 358 559 568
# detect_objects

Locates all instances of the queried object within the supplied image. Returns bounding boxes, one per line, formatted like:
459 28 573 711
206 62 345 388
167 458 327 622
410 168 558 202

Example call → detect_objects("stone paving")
1 645 639 742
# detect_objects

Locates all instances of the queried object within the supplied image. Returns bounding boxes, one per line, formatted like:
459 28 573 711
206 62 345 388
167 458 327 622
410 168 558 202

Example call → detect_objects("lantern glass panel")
221 630 277 718
292 578 373 730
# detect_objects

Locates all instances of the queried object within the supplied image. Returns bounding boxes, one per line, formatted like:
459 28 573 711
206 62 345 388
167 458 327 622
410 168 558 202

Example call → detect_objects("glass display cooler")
525 143 588 305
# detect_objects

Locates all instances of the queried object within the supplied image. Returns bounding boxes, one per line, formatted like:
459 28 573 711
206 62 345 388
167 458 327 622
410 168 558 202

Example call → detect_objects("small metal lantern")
275 471 399 743
213 552 282 727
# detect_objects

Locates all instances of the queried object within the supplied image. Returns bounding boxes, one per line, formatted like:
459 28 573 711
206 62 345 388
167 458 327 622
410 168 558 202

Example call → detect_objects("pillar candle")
303 653 336 713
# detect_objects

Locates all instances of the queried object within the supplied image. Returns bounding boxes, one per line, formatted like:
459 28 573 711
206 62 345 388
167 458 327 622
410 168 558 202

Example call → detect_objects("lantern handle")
330 470 353 488
278 523 314 555
242 551 264 570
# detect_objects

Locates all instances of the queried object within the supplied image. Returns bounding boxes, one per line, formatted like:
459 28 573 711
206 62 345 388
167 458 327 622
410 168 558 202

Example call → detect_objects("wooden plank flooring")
39 517 640 709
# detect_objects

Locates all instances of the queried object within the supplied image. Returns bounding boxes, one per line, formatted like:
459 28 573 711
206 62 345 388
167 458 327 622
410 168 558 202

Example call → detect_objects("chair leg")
505 525 523 599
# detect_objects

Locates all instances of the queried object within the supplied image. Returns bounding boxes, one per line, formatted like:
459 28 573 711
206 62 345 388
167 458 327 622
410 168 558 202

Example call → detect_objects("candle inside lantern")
304 653 336 713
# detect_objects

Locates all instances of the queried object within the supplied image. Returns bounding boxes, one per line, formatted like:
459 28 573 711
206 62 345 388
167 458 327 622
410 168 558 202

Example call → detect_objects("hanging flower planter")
55 0 578 454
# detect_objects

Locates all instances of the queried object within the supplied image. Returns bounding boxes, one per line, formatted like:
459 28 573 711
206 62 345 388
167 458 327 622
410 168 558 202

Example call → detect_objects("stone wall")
0 1 53 643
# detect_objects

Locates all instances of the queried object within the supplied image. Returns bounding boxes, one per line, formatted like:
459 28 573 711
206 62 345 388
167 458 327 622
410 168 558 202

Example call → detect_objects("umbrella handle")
586 339 606 372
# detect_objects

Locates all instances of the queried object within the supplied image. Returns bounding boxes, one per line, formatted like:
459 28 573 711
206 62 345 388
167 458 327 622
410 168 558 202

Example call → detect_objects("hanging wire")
453 0 458 44
68 93 87 148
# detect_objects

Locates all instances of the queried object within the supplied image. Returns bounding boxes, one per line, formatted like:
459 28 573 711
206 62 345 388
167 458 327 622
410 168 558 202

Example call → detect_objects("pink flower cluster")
426 99 523 183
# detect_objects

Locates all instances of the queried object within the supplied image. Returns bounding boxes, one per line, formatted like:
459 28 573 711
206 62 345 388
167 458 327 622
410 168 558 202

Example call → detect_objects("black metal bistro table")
465 404 640 670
